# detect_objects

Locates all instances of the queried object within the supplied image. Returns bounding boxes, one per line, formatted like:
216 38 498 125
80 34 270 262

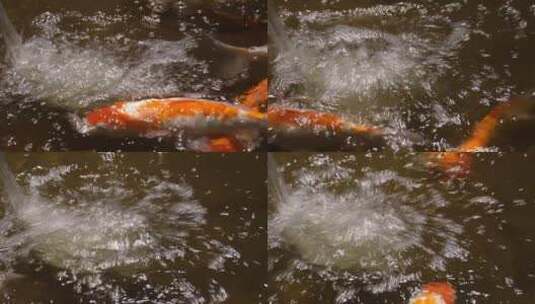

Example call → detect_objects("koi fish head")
85 103 128 130
410 282 456 304
77 102 155 136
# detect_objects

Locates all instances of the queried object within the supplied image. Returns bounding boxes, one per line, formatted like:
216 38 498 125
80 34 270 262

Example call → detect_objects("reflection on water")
0 0 266 150
0 153 266 303
268 153 535 303
269 0 535 151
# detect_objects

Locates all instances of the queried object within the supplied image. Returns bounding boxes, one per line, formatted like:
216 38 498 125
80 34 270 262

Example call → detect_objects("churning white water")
270 3 468 109
0 7 218 111
0 0 22 60
0 153 209 299
269 155 467 292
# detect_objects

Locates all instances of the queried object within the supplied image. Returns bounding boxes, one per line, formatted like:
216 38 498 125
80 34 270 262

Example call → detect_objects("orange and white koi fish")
73 97 266 151
409 282 456 304
237 78 268 111
267 106 385 151
432 97 533 176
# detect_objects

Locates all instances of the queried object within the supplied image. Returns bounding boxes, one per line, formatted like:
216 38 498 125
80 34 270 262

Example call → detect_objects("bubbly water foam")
0 154 220 301
269 155 467 293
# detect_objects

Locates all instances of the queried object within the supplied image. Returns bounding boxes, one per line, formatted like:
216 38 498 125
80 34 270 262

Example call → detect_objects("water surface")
268 152 535 303
0 0 266 151
269 0 535 151
0 152 266 303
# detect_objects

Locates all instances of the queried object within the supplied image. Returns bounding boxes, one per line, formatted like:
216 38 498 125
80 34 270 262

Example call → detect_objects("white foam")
1 11 216 111
271 6 468 110
0 159 210 298
269 156 467 292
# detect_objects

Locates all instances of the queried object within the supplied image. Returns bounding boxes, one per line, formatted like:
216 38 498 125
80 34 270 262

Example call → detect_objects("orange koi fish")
267 107 385 151
74 97 266 151
237 79 268 111
432 97 532 175
409 282 456 304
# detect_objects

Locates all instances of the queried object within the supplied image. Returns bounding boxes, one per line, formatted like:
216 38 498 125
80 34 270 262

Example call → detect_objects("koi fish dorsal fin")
238 79 268 111
459 101 512 151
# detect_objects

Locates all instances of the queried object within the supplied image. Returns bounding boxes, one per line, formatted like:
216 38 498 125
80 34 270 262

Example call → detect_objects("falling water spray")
0 1 22 60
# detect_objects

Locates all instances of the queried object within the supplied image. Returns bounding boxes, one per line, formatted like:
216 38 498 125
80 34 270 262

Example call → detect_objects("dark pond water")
0 0 266 151
269 0 535 152
268 152 535 303
0 152 266 303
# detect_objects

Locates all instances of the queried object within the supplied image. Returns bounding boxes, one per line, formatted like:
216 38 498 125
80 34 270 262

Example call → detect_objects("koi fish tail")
237 79 268 111
409 282 456 304
459 102 512 151
430 99 522 176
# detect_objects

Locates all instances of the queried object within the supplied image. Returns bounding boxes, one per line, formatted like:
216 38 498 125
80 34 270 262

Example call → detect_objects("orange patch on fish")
409 282 456 304
458 102 512 151
86 101 153 133
205 136 242 152
138 99 241 122
85 98 265 133
268 107 380 135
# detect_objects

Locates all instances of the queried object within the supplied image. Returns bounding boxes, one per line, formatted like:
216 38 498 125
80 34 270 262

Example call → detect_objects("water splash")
0 10 218 111
0 154 220 302
269 3 469 150
271 7 468 108
0 153 24 212
0 155 156 275
0 1 22 60
269 155 466 293
267 153 290 207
